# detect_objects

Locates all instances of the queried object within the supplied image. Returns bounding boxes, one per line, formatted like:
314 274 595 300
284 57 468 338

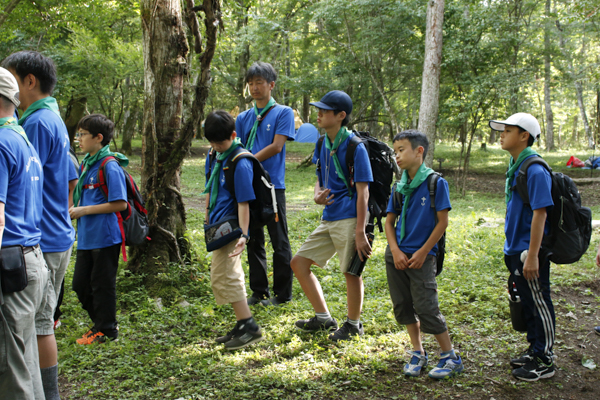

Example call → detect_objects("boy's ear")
336 110 346 122
417 145 425 156
231 131 237 140
269 81 275 91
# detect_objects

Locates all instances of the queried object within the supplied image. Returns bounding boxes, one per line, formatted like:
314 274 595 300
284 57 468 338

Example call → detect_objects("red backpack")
82 156 150 261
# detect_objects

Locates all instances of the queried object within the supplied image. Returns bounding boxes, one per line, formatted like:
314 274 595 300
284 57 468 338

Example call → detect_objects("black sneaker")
595 326 600 336
224 326 264 350
295 316 338 332
260 297 289 307
247 296 264 306
216 324 239 344
510 347 534 368
512 357 555 381
328 321 364 342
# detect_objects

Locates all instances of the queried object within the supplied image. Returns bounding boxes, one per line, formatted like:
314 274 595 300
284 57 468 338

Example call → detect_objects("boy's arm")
69 200 127 220
523 207 546 280
314 179 334 205
229 201 250 257
253 134 287 162
205 194 210 223
385 211 409 270
407 209 448 269
355 181 371 261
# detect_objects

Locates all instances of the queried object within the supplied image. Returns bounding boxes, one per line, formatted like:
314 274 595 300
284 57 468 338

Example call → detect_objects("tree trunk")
572 114 578 144
544 0 555 151
235 0 250 113
418 0 444 168
121 106 139 156
64 96 87 145
302 93 310 123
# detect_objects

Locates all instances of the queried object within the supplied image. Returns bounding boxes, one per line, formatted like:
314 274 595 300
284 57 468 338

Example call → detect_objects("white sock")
315 311 332 322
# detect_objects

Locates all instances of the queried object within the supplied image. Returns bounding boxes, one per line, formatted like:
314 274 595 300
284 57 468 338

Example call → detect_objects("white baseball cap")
0 67 20 108
489 113 541 142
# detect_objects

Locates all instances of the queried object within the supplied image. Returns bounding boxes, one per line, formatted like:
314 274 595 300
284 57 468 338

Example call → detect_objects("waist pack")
204 215 243 252
0 245 28 294
513 156 592 264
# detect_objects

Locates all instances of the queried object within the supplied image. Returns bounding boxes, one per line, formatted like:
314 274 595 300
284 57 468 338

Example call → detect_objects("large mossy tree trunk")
64 96 88 145
131 0 221 298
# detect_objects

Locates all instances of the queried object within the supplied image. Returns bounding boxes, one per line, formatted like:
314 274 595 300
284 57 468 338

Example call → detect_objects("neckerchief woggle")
203 138 242 214
245 97 276 151
505 147 539 204
396 162 434 243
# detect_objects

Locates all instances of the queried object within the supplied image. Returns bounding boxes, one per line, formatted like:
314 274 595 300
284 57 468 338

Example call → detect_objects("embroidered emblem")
267 124 271 131
421 197 426 206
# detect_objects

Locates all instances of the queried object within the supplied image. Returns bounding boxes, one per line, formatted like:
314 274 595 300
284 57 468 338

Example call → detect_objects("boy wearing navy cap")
490 113 555 381
291 90 373 342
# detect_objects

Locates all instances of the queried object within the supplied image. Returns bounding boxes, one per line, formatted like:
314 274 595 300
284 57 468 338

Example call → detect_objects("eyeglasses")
75 131 91 138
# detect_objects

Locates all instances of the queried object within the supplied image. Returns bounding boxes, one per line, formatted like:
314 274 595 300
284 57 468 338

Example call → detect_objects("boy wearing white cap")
489 113 556 381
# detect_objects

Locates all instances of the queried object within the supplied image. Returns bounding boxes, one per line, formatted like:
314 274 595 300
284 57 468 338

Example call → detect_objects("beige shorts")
35 247 72 335
210 240 247 305
295 218 357 273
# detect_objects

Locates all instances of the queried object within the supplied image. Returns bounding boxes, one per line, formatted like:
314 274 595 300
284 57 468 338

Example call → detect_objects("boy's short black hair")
204 110 235 142
245 62 277 83
77 114 114 146
1 51 57 95
517 127 536 147
333 110 350 127
393 129 429 159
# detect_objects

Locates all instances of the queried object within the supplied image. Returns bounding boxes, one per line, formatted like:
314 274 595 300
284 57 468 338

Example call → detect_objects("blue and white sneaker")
404 350 428 377
594 326 600 336
428 353 464 379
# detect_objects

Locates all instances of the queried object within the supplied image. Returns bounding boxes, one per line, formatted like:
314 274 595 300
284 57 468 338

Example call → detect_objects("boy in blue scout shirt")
69 114 128 345
291 90 373 342
204 110 263 350
3 50 77 400
384 130 462 379
0 66 49 400
489 113 555 381
235 62 294 306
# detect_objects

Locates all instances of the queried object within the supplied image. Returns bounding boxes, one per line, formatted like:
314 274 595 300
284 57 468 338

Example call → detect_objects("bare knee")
291 255 313 276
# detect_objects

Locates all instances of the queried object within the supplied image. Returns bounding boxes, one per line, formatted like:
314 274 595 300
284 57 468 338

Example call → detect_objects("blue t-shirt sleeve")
353 142 373 183
276 108 296 140
0 148 10 203
434 178 451 211
386 191 398 215
104 161 127 202
527 164 553 210
233 158 255 203
235 115 247 144
68 157 78 181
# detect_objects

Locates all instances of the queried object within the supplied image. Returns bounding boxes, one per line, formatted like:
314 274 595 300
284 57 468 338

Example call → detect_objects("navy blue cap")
310 90 352 115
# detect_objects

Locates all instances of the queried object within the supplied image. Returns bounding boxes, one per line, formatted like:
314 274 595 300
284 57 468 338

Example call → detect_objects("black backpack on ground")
392 173 446 276
207 147 278 228
316 131 399 231
513 156 592 264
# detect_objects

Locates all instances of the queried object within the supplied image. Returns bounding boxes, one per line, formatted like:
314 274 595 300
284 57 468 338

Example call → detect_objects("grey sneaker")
428 354 463 379
404 350 428 377
328 321 364 342
216 324 239 344
295 316 338 332
510 347 534 369
224 326 264 350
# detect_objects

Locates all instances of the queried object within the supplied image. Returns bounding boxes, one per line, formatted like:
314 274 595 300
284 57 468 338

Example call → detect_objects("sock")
41 364 61 400
315 311 332 322
237 316 259 332
346 317 360 328
441 349 457 360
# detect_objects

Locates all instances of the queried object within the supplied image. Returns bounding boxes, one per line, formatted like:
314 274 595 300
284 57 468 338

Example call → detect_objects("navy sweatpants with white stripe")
505 254 555 358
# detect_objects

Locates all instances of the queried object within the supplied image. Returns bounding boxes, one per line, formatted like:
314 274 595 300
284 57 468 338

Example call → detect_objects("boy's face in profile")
500 125 528 151
393 139 423 170
209 132 236 153
247 76 274 103
317 108 344 130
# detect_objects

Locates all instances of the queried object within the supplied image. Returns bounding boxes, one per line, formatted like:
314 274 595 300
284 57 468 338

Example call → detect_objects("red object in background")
566 156 585 168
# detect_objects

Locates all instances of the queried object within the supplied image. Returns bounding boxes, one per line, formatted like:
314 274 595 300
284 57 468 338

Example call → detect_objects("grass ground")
57 139 600 399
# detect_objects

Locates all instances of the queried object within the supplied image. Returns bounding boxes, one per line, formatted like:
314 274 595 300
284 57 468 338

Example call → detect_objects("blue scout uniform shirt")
22 108 77 252
504 156 553 256
205 153 256 224
0 127 43 247
312 133 373 222
77 159 128 250
386 176 451 255
235 104 295 190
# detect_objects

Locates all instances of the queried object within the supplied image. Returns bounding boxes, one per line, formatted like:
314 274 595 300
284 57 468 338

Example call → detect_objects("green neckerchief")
396 162 434 243
324 126 352 197
72 145 129 207
246 97 276 151
505 147 540 204
0 116 30 146
18 96 61 125
203 138 242 214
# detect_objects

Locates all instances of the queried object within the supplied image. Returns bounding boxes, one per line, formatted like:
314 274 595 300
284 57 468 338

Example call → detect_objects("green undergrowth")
57 141 600 399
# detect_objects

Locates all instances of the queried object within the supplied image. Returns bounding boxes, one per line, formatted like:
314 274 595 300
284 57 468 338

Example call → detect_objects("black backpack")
316 131 399 231
207 147 277 228
392 173 446 276
513 156 592 264
84 156 150 261
69 146 80 178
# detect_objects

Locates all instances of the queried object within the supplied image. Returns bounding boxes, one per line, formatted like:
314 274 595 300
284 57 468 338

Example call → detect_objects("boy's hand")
229 237 247 257
596 246 600 268
391 247 409 270
355 232 372 262
69 206 86 220
314 188 334 205
407 249 427 269
523 254 540 280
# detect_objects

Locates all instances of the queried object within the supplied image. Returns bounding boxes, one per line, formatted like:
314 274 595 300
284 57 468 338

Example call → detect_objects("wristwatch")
241 233 250 241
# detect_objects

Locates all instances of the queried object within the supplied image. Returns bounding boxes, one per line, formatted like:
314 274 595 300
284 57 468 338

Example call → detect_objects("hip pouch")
0 245 28 294
204 215 242 252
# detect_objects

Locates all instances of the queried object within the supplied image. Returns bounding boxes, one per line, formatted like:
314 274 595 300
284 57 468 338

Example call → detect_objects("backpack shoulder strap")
223 147 254 198
514 156 551 205
206 149 217 181
427 172 442 225
345 132 363 189
391 182 402 215
316 135 325 187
